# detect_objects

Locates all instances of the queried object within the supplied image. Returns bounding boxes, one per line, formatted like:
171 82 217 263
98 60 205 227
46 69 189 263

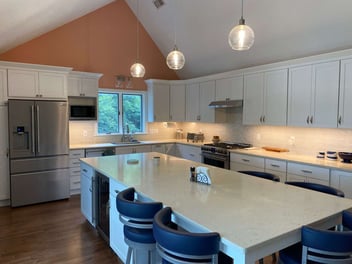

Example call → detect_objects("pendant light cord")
241 0 244 19
173 0 177 48
136 0 140 61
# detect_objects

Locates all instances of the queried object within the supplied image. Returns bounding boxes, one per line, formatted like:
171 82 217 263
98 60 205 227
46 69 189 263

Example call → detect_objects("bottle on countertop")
190 167 196 182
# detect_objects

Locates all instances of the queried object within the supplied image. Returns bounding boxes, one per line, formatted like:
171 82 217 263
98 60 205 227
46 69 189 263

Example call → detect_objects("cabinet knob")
310 116 313 124
306 116 310 124
338 116 342 125
262 115 265 123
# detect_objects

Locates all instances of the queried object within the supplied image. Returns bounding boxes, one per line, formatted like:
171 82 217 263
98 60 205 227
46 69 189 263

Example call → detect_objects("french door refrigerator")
8 99 69 207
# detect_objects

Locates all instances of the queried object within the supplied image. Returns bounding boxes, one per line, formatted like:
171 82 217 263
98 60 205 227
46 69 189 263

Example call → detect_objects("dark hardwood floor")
0 195 276 264
0 195 122 264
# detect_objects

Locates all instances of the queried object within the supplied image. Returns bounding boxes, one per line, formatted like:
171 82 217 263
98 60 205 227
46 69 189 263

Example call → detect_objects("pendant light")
166 1 185 70
130 0 145 78
228 0 255 51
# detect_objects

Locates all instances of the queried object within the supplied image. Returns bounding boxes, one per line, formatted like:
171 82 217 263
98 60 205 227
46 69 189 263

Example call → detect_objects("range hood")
208 99 243 108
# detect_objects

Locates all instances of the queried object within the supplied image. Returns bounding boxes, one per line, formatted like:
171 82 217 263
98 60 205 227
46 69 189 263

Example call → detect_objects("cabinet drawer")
230 153 264 168
70 158 81 168
287 162 329 182
70 167 81 176
265 159 287 173
81 163 94 178
69 149 85 159
70 175 81 190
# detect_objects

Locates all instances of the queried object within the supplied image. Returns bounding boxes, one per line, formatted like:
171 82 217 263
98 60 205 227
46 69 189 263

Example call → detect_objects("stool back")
153 207 220 264
285 181 345 197
238 171 280 182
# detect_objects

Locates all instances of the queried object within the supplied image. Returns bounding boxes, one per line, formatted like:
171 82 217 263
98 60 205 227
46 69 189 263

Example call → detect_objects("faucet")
121 124 133 142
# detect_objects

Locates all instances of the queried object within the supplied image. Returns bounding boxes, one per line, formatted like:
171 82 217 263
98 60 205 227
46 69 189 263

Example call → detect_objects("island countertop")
81 152 352 264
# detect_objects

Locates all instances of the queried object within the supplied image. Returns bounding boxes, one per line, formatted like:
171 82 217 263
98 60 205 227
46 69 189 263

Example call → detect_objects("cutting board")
262 146 289 152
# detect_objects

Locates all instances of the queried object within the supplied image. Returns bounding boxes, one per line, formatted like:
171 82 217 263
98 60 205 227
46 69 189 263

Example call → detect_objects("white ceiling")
1 0 352 80
125 0 352 79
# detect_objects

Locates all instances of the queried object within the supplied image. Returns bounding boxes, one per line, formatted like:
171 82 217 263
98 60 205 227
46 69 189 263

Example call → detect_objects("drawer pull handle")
72 170 80 173
301 170 312 174
189 154 195 157
72 153 81 156
115 190 119 194
270 164 280 168
242 159 250 162
73 181 80 184
83 169 88 173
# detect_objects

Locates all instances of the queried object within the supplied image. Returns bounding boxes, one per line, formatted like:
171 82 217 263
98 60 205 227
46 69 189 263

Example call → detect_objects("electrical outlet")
288 136 295 146
83 130 88 137
256 133 261 140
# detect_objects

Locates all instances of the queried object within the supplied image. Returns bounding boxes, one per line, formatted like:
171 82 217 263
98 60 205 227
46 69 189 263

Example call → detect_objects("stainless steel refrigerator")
8 99 69 207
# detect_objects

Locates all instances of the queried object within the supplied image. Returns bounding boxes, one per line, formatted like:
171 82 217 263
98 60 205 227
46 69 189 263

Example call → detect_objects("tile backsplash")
69 118 352 156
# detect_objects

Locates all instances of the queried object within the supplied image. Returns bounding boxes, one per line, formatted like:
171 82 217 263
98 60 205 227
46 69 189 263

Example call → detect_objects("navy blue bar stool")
116 187 163 264
238 170 280 182
285 181 345 197
153 207 220 264
279 210 352 264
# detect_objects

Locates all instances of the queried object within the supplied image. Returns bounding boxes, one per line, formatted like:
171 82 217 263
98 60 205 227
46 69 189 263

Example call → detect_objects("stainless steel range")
201 142 252 169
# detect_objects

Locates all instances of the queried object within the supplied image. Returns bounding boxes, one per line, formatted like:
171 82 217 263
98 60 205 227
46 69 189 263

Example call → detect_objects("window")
98 90 145 134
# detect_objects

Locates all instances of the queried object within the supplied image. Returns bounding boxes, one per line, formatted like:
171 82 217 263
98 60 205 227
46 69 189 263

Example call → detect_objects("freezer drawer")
10 155 69 174
11 168 69 207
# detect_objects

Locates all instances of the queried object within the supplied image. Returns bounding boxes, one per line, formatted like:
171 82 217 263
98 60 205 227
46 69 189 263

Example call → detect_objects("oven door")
202 152 229 169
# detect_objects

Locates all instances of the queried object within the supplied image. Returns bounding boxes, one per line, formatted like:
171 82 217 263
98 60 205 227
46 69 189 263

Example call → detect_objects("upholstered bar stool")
153 206 220 264
116 187 163 264
285 181 345 197
278 210 352 264
238 170 280 182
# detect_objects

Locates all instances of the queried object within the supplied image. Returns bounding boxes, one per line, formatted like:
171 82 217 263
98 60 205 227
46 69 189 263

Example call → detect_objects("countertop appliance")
201 142 252 169
8 99 69 207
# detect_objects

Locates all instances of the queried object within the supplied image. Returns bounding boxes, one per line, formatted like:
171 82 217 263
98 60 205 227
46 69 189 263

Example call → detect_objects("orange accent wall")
0 1 179 90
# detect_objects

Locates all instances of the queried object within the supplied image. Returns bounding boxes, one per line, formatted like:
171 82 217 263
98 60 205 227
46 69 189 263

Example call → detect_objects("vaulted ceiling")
1 0 352 79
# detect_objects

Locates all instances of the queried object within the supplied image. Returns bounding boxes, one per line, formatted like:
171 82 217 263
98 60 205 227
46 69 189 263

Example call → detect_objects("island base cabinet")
109 179 128 261
80 163 96 227
331 170 352 199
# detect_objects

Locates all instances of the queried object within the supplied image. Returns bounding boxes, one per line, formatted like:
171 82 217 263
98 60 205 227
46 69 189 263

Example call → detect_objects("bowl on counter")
338 152 352 163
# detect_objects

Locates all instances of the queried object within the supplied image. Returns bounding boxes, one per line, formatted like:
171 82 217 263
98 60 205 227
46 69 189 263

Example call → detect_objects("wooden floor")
0 195 122 264
0 195 276 264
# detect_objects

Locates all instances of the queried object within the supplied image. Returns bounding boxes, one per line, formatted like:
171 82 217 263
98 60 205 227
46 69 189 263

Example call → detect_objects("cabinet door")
199 81 215 123
215 75 243 101
263 69 288 126
243 72 264 125
185 83 200 122
115 147 133 154
38 72 67 99
147 83 170 122
0 106 9 200
331 170 352 199
80 164 94 226
169 84 185 121
152 144 165 153
176 144 201 162
312 61 339 128
0 69 7 104
67 77 81 97
288 65 312 127
81 78 98 97
338 59 352 128
134 145 152 153
8 69 38 98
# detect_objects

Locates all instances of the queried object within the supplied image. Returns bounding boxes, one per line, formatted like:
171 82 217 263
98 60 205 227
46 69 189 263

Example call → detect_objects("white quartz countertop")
231 148 352 172
70 139 205 150
81 152 352 263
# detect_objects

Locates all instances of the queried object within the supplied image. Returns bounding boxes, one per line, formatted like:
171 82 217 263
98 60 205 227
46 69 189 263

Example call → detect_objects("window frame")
97 89 147 135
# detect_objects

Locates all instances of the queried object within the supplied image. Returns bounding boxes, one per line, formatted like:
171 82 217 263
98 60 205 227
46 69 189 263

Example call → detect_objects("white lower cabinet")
152 143 176 156
115 145 152 154
69 149 85 195
230 153 264 172
265 158 287 182
109 179 128 261
175 144 202 163
80 163 96 227
330 169 352 199
287 162 330 185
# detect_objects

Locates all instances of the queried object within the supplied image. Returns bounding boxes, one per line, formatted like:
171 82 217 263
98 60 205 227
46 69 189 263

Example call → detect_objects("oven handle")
201 152 228 162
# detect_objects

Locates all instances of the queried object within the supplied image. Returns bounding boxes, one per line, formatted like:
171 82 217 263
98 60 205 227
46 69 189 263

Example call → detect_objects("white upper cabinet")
0 68 7 105
288 61 340 127
67 71 103 97
243 69 288 125
4 61 72 100
169 84 186 122
215 75 243 101
146 80 170 122
186 81 216 122
338 58 352 128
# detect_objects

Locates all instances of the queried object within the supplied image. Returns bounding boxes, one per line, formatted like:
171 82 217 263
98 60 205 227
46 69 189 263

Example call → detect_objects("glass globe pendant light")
166 1 185 70
228 0 255 51
130 0 145 78
166 45 185 70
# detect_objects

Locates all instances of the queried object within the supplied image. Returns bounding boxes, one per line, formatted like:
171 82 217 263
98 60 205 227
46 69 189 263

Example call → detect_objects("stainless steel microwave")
68 97 97 120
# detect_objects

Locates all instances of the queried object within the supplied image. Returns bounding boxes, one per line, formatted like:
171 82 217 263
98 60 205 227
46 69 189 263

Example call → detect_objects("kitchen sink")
112 140 141 145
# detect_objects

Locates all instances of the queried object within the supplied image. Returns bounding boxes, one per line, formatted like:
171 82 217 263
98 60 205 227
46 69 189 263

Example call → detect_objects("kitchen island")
81 152 352 264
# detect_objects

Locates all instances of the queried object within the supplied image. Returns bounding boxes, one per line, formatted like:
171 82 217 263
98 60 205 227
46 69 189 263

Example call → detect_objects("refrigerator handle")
36 104 40 153
31 105 35 154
